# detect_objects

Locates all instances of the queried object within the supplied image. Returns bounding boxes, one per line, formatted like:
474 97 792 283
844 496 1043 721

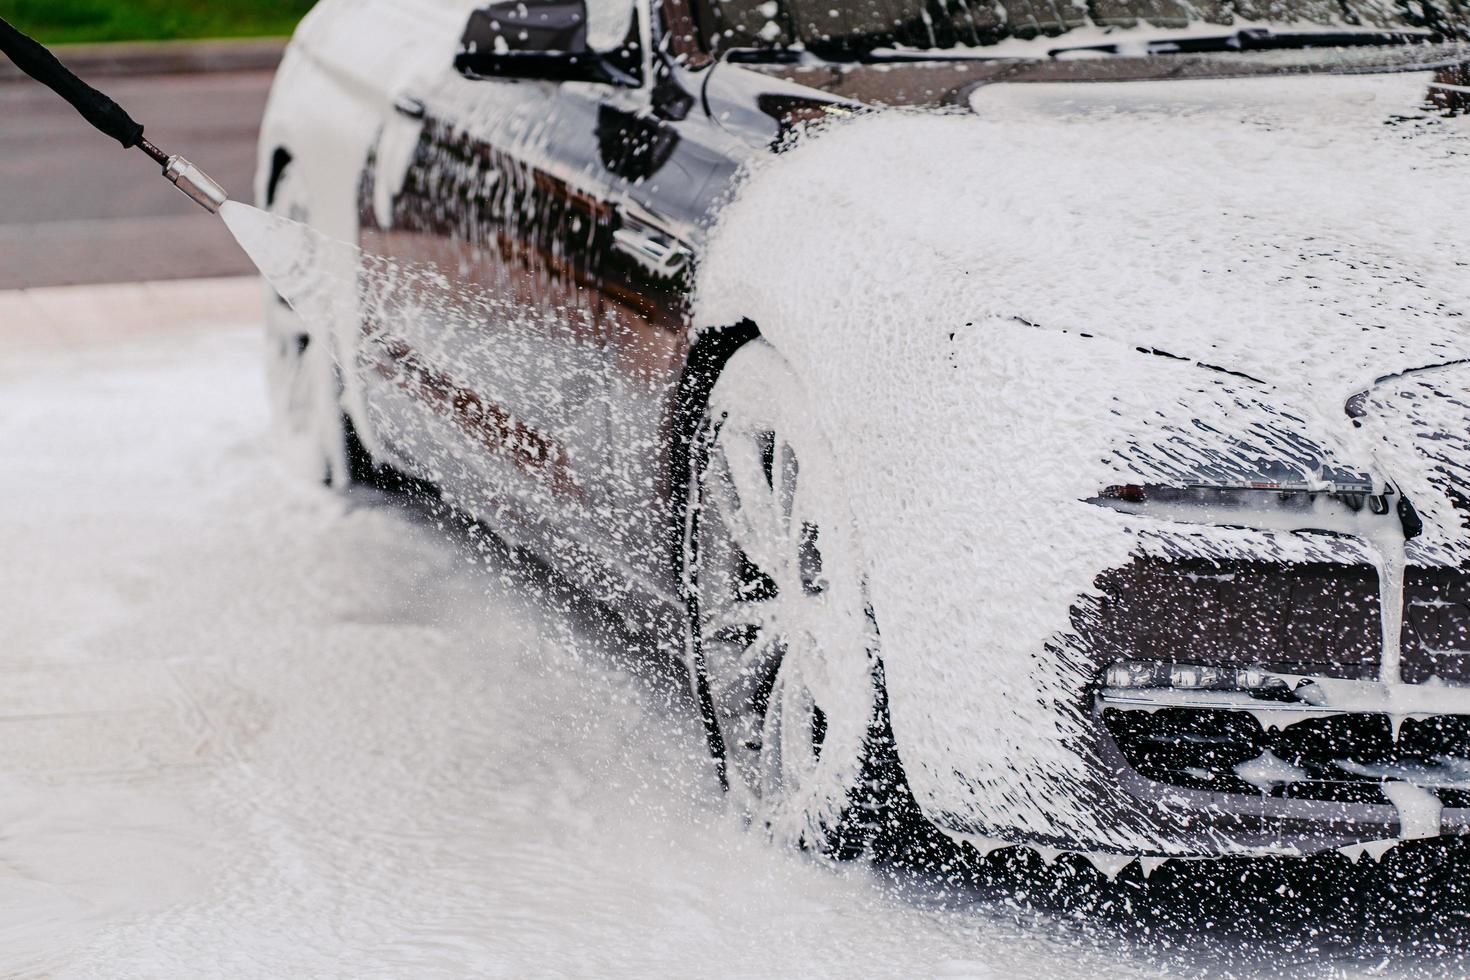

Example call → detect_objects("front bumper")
1094 675 1470 855
1076 556 1470 857
890 507 1470 861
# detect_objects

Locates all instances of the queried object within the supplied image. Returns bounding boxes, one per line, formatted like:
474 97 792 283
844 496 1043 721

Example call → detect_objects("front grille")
1087 558 1470 685
1404 568 1470 683
1087 557 1470 800
1103 707 1470 806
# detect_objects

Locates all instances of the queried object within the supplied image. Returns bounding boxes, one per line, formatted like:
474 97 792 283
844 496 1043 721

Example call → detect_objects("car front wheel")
684 338 905 857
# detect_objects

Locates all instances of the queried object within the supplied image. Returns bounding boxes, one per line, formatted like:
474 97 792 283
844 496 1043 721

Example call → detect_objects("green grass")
4 0 317 45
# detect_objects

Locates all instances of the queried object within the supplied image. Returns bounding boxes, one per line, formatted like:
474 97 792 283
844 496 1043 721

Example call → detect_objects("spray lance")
0 16 229 213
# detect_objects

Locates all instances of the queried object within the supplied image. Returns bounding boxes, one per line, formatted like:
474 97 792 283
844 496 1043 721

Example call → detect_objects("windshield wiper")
727 44 940 64
848 48 1006 63
1049 27 1441 58
724 47 810 64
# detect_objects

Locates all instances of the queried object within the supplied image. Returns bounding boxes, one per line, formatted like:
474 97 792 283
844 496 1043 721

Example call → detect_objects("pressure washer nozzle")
163 156 228 214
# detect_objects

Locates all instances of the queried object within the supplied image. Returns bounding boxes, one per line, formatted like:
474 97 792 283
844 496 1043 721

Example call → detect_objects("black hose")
0 16 146 150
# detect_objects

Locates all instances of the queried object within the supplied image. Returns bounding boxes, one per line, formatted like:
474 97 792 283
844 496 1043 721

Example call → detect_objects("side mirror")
455 0 638 86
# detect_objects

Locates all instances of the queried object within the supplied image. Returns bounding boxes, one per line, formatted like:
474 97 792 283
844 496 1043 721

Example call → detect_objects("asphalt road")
0 69 271 289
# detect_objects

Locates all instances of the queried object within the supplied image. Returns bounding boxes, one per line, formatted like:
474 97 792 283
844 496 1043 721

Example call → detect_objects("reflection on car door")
356 10 748 602
358 75 617 566
572 76 747 593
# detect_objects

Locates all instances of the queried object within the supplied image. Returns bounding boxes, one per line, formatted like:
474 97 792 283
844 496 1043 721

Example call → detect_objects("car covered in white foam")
253 0 1470 867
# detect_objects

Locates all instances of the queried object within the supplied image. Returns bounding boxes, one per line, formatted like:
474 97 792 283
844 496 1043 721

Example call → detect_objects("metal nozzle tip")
163 155 228 214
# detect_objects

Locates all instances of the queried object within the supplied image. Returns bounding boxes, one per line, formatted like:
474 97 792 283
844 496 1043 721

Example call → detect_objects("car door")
452 0 753 597
573 62 752 594
356 0 750 604
356 9 628 570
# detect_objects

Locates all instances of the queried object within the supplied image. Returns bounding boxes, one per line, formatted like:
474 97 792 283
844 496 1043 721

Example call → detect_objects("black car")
254 0 1470 869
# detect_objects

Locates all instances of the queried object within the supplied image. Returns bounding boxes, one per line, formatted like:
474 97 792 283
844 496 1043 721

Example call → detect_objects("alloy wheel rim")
692 392 874 844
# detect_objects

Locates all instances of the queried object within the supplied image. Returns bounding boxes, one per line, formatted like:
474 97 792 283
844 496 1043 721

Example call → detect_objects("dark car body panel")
358 56 752 599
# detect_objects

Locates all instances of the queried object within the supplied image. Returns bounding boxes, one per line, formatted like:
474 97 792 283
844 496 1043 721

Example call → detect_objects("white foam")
696 68 1470 851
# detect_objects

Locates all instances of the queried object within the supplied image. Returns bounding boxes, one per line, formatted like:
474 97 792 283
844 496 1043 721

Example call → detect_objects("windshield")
695 0 1470 55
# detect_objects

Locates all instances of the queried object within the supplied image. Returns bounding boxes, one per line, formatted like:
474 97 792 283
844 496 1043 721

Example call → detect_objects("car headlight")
1087 482 1421 539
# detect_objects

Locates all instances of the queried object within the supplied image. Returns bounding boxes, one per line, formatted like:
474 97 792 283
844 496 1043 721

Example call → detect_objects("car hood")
702 68 1470 511
695 67 1470 851
971 69 1470 408
959 69 1470 560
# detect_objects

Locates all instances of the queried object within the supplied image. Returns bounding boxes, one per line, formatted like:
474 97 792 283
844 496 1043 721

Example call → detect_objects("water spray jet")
0 16 228 214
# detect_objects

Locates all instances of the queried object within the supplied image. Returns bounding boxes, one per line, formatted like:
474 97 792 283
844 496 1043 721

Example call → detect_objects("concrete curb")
0 37 287 82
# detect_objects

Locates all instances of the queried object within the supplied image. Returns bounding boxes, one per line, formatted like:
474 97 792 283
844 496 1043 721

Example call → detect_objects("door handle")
393 95 426 120
613 209 691 278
